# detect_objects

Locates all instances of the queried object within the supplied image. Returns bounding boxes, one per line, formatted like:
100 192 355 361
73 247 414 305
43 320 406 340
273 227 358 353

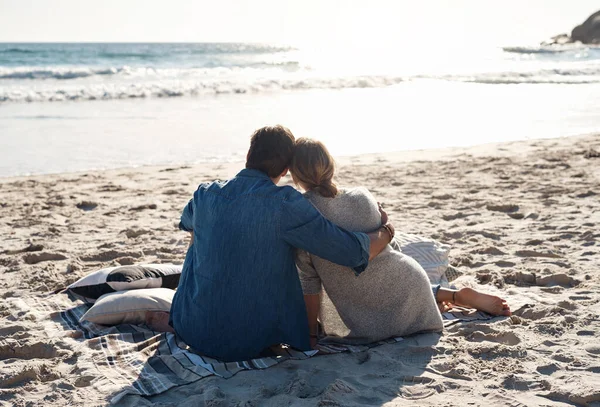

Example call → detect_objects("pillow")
391 232 450 285
67 264 182 303
80 288 174 325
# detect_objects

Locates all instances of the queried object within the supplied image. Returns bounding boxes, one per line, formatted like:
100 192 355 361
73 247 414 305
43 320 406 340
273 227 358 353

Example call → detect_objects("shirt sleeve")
280 192 370 275
296 250 322 295
179 196 195 232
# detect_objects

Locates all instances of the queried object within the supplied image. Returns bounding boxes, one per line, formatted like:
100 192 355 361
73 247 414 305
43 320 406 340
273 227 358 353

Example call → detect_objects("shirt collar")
236 168 271 180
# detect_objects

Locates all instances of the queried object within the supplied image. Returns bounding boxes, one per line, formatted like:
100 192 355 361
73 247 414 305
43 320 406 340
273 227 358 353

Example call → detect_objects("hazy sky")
0 0 598 46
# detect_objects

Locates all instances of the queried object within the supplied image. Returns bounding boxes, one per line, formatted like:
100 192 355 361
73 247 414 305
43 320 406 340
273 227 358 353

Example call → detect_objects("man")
169 125 394 362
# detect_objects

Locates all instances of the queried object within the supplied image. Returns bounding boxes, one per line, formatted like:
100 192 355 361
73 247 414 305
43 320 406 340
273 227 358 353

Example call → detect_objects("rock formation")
571 10 600 44
543 10 600 45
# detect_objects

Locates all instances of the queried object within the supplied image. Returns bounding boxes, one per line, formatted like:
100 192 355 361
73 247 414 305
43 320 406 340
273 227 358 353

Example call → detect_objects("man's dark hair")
246 125 296 178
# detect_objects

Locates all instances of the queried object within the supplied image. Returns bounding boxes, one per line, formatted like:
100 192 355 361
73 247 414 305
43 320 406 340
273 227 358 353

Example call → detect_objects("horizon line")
0 40 293 45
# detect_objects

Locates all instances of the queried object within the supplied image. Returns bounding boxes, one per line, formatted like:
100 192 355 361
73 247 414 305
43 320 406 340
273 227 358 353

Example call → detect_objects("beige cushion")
80 288 174 326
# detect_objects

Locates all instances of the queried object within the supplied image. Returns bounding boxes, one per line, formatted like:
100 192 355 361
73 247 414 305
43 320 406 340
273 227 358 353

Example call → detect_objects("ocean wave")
0 75 405 103
447 67 600 84
504 46 572 54
2 65 600 103
0 66 133 80
503 44 600 54
0 47 37 54
0 43 294 58
0 62 301 80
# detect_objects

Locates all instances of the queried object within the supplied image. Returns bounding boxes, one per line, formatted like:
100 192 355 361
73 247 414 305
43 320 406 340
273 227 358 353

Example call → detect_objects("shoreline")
1 132 599 406
2 131 598 183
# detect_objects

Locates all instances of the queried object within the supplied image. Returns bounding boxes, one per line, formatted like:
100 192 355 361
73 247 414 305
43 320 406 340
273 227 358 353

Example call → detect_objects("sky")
0 0 598 47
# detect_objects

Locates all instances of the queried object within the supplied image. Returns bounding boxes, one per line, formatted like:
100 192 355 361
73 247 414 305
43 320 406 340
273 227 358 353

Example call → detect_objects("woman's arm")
304 294 320 348
296 249 322 347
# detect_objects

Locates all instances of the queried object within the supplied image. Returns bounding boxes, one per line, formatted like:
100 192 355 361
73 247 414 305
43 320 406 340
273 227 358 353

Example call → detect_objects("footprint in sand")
502 374 549 392
79 250 142 262
467 330 521 346
515 250 562 259
0 324 27 337
6 243 44 255
536 274 580 288
0 340 66 361
504 272 579 288
396 376 437 400
495 260 516 268
286 377 322 399
536 363 560 375
473 247 506 256
513 305 559 321
121 228 151 239
585 345 600 355
486 203 519 213
129 203 157 211
23 252 67 265
0 363 61 388
76 201 98 211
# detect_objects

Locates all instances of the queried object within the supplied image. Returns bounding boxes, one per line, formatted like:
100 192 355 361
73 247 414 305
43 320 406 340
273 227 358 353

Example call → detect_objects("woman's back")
297 187 443 344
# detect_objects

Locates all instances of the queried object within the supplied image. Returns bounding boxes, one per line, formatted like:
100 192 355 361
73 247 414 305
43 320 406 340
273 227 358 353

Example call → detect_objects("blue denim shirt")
170 169 370 362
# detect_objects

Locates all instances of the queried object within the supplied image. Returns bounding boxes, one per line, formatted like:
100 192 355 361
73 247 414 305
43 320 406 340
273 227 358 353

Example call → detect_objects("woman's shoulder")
340 186 375 199
304 186 372 198
305 186 381 233
334 187 378 208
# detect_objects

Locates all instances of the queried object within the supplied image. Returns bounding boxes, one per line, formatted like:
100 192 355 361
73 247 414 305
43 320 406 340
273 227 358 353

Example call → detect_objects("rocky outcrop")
571 10 600 44
543 10 600 45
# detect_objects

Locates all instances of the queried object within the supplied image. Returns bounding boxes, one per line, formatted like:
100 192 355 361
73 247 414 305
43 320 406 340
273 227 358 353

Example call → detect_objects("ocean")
1 42 600 177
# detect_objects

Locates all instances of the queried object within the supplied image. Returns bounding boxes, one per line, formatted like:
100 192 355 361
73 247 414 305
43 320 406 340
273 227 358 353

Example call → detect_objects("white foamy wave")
0 62 301 81
0 76 405 103
0 66 137 80
502 45 591 54
446 66 600 85
3 65 600 103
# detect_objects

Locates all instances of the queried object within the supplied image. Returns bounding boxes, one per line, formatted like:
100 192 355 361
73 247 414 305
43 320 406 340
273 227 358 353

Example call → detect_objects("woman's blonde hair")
290 138 338 198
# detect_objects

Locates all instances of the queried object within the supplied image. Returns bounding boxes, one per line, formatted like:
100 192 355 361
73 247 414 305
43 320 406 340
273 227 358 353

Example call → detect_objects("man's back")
170 169 311 361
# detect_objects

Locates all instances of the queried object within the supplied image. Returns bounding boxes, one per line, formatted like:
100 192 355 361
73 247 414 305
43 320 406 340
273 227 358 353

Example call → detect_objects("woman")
290 138 511 346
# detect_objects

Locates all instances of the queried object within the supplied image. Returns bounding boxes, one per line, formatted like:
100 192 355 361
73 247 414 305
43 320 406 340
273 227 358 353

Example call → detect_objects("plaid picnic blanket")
12 293 496 404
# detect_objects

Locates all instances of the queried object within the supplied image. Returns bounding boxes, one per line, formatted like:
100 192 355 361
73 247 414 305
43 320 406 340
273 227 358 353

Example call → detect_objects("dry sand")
1 133 599 406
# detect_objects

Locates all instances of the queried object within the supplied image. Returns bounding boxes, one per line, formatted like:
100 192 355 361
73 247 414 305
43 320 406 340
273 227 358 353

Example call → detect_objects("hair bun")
314 181 338 198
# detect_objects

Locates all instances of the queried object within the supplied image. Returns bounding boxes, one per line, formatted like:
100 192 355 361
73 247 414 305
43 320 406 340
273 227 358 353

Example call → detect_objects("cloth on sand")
8 293 496 404
297 187 445 345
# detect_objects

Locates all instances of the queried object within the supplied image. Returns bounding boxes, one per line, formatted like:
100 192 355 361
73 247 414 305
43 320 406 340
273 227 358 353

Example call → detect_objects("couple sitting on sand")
147 125 510 362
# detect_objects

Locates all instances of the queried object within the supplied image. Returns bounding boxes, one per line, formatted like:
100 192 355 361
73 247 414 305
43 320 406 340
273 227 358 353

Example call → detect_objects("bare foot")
454 287 511 316
145 311 175 333
438 301 453 313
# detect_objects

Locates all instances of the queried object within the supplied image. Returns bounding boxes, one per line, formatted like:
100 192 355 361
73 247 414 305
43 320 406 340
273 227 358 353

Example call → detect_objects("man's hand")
378 203 395 241
378 202 388 225
366 203 395 260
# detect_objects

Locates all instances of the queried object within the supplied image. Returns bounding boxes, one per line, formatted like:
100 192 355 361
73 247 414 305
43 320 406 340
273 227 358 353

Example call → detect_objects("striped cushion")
67 264 182 303
390 232 450 284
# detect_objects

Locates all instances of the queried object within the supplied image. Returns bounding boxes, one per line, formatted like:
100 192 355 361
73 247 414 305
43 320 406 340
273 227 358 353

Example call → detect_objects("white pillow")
67 264 182 303
391 232 450 284
80 288 175 326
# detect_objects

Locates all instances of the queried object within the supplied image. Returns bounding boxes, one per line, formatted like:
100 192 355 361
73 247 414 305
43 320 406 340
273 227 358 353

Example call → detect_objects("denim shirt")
170 168 370 362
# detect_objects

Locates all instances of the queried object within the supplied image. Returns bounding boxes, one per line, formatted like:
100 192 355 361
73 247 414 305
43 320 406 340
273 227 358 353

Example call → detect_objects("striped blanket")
16 293 494 404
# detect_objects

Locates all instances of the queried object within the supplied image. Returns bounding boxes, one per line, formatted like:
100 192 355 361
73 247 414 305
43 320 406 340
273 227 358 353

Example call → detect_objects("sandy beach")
1 133 599 407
